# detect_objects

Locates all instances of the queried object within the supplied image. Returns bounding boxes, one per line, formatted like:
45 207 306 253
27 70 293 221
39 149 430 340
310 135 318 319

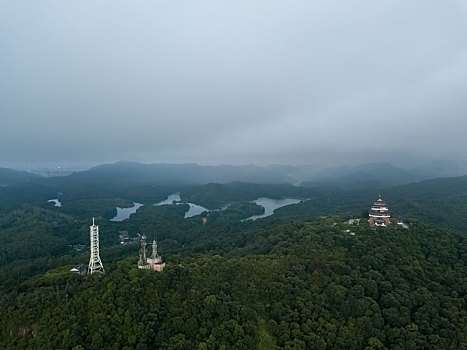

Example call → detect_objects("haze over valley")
1 1 466 349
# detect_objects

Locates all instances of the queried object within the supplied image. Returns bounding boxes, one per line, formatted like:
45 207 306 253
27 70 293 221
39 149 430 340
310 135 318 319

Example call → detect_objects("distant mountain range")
0 167 42 187
63 161 295 185
2 160 466 189
52 161 420 188
301 162 420 189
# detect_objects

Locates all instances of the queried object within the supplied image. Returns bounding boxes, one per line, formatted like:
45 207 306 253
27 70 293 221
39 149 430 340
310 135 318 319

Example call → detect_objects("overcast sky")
1 1 467 168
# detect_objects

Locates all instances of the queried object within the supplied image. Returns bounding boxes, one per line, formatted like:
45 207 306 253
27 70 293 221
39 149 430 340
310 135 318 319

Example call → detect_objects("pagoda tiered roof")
369 194 391 227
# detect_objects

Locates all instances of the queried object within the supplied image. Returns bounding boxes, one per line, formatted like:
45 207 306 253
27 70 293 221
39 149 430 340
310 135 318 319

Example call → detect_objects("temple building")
138 235 165 272
369 194 391 227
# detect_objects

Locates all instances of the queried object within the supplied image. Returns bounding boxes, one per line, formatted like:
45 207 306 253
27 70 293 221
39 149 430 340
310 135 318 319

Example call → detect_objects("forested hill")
0 167 466 348
69 161 421 187
0 161 433 197
0 167 42 187
3 171 467 234
59 162 298 185
292 175 467 234
0 217 465 349
302 162 418 188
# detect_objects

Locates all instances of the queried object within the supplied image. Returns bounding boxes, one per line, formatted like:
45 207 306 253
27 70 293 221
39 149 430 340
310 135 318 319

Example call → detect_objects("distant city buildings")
369 194 391 227
138 235 165 272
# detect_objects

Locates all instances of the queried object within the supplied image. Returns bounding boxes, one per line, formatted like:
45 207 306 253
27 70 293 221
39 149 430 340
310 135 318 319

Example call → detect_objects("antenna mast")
151 239 158 258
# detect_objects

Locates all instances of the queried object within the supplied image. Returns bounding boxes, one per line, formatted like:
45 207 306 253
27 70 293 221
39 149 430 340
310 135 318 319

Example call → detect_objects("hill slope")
63 161 296 185
0 167 42 186
303 162 419 188
0 217 465 349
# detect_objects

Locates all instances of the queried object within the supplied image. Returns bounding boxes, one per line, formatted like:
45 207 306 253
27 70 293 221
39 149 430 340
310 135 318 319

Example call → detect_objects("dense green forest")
1 165 467 349
0 216 465 349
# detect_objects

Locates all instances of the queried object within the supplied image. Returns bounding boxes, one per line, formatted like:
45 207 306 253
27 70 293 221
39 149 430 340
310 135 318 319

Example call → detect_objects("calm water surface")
110 202 143 221
184 203 209 218
47 199 62 207
155 193 208 218
154 193 181 206
153 193 299 220
244 197 301 221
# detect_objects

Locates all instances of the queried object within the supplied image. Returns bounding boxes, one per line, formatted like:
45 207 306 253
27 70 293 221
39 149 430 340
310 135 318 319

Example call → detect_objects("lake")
184 203 209 218
153 193 299 220
47 198 62 207
244 197 301 221
110 202 143 221
154 193 209 218
154 193 181 206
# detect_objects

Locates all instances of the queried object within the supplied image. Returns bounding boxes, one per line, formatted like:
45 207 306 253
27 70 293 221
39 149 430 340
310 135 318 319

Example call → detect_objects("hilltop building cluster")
69 195 396 278
71 219 166 275
68 193 399 280
68 193 395 279
138 235 165 272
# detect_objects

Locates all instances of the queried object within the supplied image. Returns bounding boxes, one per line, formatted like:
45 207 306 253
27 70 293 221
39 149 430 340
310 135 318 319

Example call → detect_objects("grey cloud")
1 0 466 167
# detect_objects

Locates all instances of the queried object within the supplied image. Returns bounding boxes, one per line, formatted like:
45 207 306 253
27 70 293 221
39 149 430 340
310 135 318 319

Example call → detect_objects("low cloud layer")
1 1 467 167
